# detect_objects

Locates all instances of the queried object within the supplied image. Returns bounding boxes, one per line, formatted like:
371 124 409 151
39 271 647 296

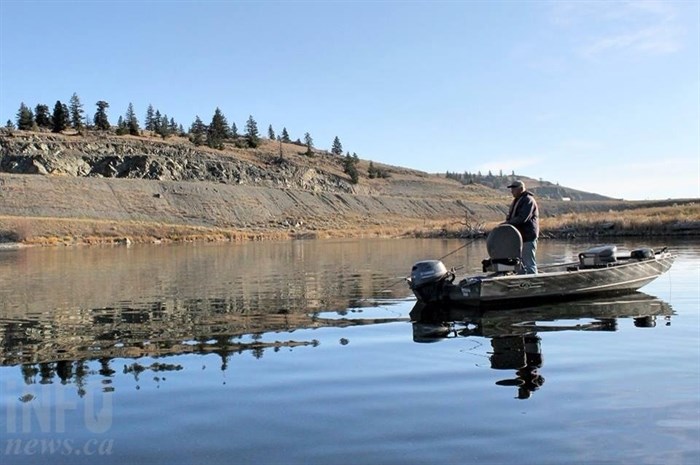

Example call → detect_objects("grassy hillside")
0 129 697 246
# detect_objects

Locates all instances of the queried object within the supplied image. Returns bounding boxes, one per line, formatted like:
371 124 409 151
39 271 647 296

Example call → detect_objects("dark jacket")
506 191 539 242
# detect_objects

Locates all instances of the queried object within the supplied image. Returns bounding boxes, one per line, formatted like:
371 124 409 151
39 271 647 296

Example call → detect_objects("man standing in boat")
505 180 539 274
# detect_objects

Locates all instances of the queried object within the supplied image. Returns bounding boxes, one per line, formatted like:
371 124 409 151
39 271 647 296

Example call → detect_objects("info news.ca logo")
3 381 115 457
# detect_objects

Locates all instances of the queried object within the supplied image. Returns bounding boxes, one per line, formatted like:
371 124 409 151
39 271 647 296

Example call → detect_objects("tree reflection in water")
1 299 404 394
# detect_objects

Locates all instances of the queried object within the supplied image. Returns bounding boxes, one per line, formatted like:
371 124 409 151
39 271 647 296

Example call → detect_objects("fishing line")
377 237 482 294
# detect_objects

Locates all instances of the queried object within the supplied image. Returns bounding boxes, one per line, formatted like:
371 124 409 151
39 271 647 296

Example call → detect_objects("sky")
1 0 698 200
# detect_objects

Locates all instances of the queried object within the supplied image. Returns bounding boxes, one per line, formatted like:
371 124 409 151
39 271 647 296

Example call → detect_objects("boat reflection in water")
409 292 674 399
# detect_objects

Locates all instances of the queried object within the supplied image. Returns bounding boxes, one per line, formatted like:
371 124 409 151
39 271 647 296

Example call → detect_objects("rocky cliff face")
0 131 517 241
0 132 355 194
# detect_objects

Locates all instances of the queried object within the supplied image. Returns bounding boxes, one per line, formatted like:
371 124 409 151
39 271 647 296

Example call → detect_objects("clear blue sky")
1 0 698 200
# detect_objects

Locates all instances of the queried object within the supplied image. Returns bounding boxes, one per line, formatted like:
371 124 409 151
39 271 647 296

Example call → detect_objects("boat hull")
413 252 675 308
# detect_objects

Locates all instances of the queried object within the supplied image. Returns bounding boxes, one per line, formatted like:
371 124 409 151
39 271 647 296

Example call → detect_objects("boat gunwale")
465 252 676 284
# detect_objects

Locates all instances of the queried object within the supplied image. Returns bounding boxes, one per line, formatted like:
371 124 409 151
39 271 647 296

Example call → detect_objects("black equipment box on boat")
579 245 617 267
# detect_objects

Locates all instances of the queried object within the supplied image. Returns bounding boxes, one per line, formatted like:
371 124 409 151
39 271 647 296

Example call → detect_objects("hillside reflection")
0 240 436 390
1 297 404 366
410 293 674 399
2 289 405 393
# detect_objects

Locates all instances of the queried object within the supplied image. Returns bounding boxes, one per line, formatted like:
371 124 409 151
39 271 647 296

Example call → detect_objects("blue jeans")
521 239 538 274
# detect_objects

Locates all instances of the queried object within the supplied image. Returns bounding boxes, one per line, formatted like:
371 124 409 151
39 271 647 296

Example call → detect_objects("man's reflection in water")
410 296 672 400
491 335 545 400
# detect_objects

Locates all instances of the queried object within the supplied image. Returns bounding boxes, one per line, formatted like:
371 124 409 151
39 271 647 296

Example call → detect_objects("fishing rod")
437 236 481 261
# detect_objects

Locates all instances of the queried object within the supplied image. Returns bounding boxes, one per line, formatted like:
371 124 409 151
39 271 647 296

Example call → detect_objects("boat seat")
483 225 523 274
482 257 520 273
486 224 523 260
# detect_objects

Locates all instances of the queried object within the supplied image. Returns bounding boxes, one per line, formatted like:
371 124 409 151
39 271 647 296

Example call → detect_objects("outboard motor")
409 260 452 302
481 224 523 274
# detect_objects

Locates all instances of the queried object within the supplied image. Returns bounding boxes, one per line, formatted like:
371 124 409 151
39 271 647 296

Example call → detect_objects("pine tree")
62 102 70 128
16 103 34 130
69 92 84 129
303 132 313 156
6 120 15 129
189 115 206 146
158 114 170 138
145 104 155 131
231 122 238 139
125 103 140 135
51 100 68 133
331 136 343 156
207 107 229 149
368 161 377 179
267 124 275 140
94 101 110 130
34 104 51 128
281 127 290 143
367 158 389 179
116 116 127 135
153 110 162 134
343 153 359 184
245 115 259 147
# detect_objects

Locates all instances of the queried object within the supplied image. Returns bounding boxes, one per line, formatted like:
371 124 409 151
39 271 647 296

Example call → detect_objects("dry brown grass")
0 216 284 246
3 203 697 247
539 203 700 234
1 203 697 247
400 203 700 239
0 215 455 247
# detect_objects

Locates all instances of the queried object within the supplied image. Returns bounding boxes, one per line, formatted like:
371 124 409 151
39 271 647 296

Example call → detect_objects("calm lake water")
0 238 698 465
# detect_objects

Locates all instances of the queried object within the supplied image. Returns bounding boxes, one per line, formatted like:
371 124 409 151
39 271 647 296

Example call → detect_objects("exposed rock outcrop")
0 132 355 194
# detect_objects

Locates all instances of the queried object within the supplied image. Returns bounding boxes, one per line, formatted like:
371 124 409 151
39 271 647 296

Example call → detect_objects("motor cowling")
410 260 448 289
409 260 452 303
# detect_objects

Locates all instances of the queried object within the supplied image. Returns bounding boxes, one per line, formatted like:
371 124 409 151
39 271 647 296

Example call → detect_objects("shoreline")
2 211 698 249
